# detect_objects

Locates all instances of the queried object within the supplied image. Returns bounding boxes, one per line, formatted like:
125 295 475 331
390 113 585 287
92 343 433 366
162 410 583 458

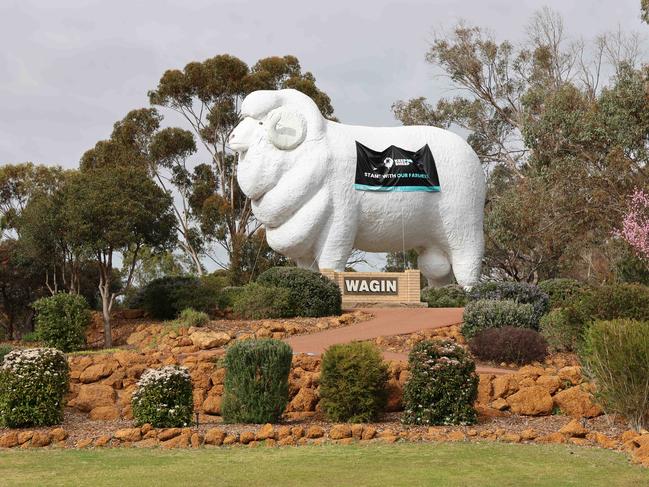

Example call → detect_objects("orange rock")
361 426 377 440
536 432 566 444
75 438 93 448
277 426 292 439
204 428 226 446
114 428 142 443
256 424 275 441
239 431 255 444
134 438 159 448
329 424 352 440
80 361 116 383
291 426 305 439
553 386 602 418
586 432 617 449
558 366 582 386
287 388 319 412
351 424 364 440
490 398 509 411
559 419 589 438
94 435 112 447
501 433 521 443
520 428 537 441
447 431 466 442
277 436 296 446
0 432 19 448
305 426 325 439
385 379 403 412
89 405 120 421
191 433 202 448
506 386 553 416
69 384 116 412
492 374 518 399
202 394 222 415
49 428 68 442
535 375 562 395
223 434 238 445
477 374 494 404
17 431 33 444
158 428 182 441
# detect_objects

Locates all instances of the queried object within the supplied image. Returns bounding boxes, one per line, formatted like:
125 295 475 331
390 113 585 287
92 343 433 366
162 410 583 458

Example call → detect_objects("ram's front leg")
314 213 358 272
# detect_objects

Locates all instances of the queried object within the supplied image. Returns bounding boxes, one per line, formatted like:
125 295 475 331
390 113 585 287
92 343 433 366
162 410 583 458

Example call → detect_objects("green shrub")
222 339 292 423
422 285 468 307
219 286 244 309
32 293 90 352
177 308 209 327
131 365 194 427
572 284 649 323
319 342 388 422
232 283 293 319
581 319 649 431
0 348 69 427
461 299 536 338
138 276 220 320
469 326 548 365
402 340 478 425
21 331 39 343
539 308 584 352
469 281 549 326
538 278 587 309
257 267 341 317
0 345 12 363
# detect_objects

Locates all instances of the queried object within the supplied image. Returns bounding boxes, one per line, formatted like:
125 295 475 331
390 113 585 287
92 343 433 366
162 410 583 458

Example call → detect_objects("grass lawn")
1 442 647 487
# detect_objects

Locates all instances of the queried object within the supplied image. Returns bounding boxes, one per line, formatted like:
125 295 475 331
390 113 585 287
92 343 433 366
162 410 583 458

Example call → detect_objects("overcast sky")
0 0 645 270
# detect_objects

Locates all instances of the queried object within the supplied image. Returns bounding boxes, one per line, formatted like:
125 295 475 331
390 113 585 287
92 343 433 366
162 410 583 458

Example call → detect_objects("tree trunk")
101 293 112 349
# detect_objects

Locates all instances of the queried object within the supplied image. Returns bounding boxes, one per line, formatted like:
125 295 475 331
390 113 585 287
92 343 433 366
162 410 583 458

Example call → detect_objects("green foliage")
319 342 388 422
581 319 649 431
32 293 90 352
219 286 245 309
468 281 549 326
138 276 220 320
257 267 342 317
21 331 39 343
131 366 193 428
0 348 69 427
222 339 292 424
0 344 12 363
177 308 209 328
572 284 649 323
422 285 468 307
462 299 536 338
540 308 584 352
469 326 548 365
402 340 478 425
538 278 587 309
232 283 292 319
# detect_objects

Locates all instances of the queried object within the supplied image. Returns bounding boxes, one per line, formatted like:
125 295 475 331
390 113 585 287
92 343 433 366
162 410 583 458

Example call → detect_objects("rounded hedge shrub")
402 340 478 425
572 284 649 323
222 339 292 423
581 319 649 431
538 278 587 309
469 281 549 326
131 366 194 427
219 286 244 309
0 348 69 427
136 276 222 320
232 283 293 319
177 308 209 327
539 308 584 352
422 284 468 308
257 267 341 317
32 293 91 352
319 342 388 422
461 299 536 338
469 326 548 365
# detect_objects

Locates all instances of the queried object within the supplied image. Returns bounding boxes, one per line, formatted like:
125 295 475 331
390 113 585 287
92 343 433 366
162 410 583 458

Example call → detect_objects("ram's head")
231 89 325 202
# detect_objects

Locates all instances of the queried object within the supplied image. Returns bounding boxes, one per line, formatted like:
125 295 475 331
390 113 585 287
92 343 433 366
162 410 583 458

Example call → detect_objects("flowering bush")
618 189 649 262
462 299 536 338
131 366 193 428
402 340 478 426
32 293 91 352
0 348 69 427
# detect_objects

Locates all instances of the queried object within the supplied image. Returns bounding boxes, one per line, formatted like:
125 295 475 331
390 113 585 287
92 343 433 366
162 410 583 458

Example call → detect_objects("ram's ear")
265 107 307 150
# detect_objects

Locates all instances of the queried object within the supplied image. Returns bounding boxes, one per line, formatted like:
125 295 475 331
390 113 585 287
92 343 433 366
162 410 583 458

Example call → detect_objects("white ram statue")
229 89 485 287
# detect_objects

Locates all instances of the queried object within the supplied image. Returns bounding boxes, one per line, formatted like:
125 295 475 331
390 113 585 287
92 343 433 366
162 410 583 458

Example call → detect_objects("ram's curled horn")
265 107 307 150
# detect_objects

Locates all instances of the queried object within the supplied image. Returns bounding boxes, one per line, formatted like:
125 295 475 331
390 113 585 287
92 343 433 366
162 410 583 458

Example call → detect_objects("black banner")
354 142 440 192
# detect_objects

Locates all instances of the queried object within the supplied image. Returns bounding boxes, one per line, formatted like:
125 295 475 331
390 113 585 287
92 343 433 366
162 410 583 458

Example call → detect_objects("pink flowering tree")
618 189 649 262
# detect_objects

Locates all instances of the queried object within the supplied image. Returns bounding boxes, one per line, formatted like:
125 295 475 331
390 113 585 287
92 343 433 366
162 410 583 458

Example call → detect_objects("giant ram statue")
229 89 485 288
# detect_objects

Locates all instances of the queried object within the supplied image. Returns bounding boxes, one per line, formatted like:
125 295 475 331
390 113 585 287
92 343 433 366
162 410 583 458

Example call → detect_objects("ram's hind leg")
418 247 453 288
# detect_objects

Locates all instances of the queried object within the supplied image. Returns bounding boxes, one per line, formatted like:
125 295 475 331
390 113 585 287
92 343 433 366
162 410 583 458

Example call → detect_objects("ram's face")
233 107 308 202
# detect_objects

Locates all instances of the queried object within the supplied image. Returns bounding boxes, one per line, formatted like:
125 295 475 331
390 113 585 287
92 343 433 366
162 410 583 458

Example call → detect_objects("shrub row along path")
285 307 513 375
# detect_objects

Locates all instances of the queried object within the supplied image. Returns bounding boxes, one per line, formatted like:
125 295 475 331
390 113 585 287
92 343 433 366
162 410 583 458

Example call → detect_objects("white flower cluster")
1 348 66 378
132 366 190 401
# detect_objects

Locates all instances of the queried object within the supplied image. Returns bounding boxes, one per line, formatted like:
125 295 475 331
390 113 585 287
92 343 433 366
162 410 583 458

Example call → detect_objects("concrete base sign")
321 269 424 307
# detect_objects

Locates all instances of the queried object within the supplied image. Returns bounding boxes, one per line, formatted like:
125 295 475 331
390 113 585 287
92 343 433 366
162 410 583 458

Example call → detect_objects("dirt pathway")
285 307 514 375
